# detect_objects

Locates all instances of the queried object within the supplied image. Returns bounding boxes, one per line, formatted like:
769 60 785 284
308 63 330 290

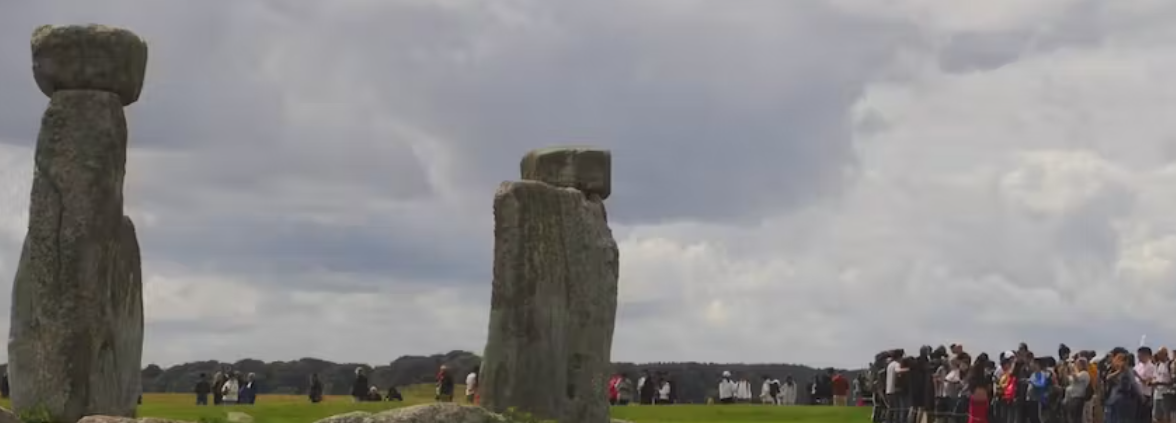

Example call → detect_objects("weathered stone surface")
370 403 503 423
520 147 611 199
561 194 618 423
8 90 137 423
311 411 372 423
32 24 148 105
0 407 19 423
313 404 504 423
481 179 618 423
99 216 144 417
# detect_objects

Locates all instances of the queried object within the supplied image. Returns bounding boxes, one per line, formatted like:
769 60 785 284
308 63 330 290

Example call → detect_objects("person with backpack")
1105 353 1139 423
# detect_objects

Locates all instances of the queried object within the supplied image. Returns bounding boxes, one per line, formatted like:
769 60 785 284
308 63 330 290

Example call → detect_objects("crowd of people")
192 369 260 405
867 343 1173 423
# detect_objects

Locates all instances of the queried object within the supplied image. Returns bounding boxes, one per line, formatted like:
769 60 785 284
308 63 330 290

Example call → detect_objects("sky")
1 0 1176 369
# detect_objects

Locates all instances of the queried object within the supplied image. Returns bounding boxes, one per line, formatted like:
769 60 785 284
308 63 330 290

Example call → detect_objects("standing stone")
481 147 619 423
8 24 147 423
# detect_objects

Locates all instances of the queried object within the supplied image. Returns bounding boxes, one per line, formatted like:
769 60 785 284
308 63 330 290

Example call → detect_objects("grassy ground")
0 385 874 423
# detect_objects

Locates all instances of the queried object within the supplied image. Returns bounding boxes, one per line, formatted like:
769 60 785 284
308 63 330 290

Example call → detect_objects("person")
239 373 258 405
657 376 672 404
616 372 634 406
1 373 9 399
366 386 383 402
466 365 480 404
1155 349 1173 423
1138 347 1158 423
833 371 850 406
1064 358 1092 423
194 373 212 406
886 350 909 423
308 373 324 403
212 371 226 405
782 375 798 405
638 370 657 405
221 372 240 405
436 364 455 402
766 376 782 406
609 373 622 405
718 371 737 404
1105 353 1139 423
352 367 368 403
386 385 404 401
736 375 754 403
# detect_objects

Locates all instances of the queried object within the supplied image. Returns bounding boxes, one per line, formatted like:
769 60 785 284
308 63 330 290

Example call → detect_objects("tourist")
351 367 368 403
386 385 404 401
1064 358 1092 423
609 372 622 405
1 372 9 399
239 373 258 405
736 374 753 403
466 365 480 404
762 375 781 405
194 373 211 406
308 373 324 403
212 371 226 405
718 371 737 404
436 364 455 402
638 370 657 405
1138 347 1158 423
781 375 798 405
833 370 850 406
657 375 672 404
885 349 908 423
616 372 634 406
1155 349 1173 423
366 386 383 402
1105 353 1139 423
221 372 240 405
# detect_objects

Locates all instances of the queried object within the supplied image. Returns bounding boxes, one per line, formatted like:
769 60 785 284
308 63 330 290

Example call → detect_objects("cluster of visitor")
870 342 1173 423
192 369 259 405
607 370 678 405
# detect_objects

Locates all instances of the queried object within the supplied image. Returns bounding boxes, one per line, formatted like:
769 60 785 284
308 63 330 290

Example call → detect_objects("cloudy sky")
2 0 1176 369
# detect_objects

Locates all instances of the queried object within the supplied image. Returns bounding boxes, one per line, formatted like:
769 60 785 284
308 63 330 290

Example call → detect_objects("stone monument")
480 147 620 423
8 24 147 422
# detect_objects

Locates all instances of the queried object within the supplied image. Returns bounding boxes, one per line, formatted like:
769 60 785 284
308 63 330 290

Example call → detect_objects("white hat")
722 371 731 377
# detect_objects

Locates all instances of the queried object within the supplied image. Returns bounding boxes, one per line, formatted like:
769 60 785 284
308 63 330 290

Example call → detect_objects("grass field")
0 385 874 423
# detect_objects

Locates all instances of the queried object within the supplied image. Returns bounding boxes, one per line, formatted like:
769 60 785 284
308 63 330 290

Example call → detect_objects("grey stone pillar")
8 24 147 422
480 147 619 423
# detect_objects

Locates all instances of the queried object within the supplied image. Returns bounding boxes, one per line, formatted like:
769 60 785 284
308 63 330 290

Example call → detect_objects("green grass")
0 385 874 423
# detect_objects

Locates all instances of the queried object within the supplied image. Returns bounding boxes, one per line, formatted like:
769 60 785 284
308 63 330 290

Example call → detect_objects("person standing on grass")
436 364 455 402
466 365 480 404
194 373 211 406
308 373 324 403
212 371 226 405
239 373 258 405
782 375 798 405
718 371 737 404
352 367 369 403
833 371 851 406
221 372 240 405
616 373 635 406
1 372 9 399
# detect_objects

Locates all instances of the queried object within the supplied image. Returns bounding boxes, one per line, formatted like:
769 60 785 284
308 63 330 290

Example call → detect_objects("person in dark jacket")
639 370 657 405
387 385 404 402
436 365 455 402
194 373 212 405
1 373 9 399
352 368 369 403
239 373 259 405
308 373 324 403
212 371 225 405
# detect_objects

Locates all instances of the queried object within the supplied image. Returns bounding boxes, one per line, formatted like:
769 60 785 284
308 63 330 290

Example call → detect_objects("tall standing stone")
8 24 147 423
481 147 619 423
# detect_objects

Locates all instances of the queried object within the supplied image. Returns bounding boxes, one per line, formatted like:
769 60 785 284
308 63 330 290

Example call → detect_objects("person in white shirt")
718 371 737 404
885 350 908 423
221 373 240 405
781 375 797 405
736 376 753 403
658 379 672 404
1153 349 1173 423
1138 347 1159 422
465 366 479 403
